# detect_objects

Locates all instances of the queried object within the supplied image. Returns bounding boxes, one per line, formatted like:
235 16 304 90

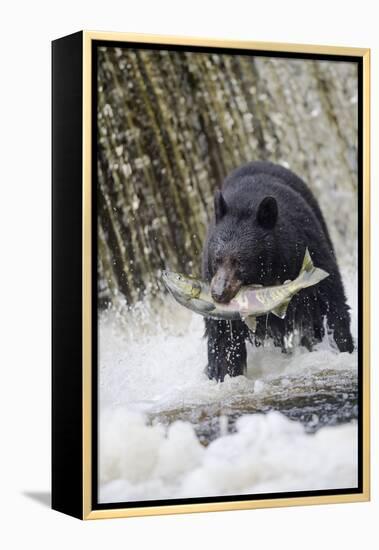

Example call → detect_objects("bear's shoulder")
222 161 333 251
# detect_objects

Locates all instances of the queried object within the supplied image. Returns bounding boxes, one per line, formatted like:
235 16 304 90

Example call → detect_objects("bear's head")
208 190 279 303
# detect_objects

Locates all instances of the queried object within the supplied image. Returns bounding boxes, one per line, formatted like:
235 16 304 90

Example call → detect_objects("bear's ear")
256 196 278 229
214 190 227 223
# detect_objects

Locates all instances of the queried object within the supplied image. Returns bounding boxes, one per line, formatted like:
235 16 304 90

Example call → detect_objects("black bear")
202 161 354 381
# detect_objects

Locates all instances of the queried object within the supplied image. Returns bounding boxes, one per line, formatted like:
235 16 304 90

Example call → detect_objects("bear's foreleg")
205 318 248 381
326 302 354 353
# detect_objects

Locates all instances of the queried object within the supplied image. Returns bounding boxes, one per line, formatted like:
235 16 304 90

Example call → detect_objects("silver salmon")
162 248 329 332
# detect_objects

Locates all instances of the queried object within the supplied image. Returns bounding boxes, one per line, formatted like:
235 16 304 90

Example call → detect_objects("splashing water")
98 265 358 502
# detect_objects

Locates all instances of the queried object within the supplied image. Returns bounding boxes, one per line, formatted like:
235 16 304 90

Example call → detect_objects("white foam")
99 410 357 502
99 303 357 416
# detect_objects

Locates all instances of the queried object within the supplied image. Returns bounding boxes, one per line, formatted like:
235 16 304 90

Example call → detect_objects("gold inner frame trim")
82 30 370 520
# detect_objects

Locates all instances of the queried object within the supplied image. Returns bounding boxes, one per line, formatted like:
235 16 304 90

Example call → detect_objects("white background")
0 0 377 548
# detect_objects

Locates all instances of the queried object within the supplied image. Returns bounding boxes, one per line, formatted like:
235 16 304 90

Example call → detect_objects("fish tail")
296 248 329 289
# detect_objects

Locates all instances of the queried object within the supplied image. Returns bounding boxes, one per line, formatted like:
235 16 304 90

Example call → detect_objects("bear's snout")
211 266 242 304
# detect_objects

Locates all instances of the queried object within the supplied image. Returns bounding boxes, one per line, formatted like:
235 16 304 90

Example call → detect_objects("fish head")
162 271 202 301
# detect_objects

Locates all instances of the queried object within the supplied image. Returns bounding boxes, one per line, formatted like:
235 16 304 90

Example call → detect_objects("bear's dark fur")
202 161 354 381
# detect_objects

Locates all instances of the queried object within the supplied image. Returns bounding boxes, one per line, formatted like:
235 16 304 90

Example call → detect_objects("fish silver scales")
162 248 329 332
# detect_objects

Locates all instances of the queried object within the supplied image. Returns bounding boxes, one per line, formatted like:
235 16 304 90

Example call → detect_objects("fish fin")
243 316 257 333
301 247 314 273
245 283 263 289
271 299 291 319
297 248 330 288
191 298 215 313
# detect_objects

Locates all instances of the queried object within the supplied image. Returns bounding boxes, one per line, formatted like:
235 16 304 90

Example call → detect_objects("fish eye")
177 275 181 281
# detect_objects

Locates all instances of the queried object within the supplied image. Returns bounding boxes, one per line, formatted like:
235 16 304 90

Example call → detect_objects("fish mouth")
162 269 176 283
161 270 174 290
161 270 170 289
